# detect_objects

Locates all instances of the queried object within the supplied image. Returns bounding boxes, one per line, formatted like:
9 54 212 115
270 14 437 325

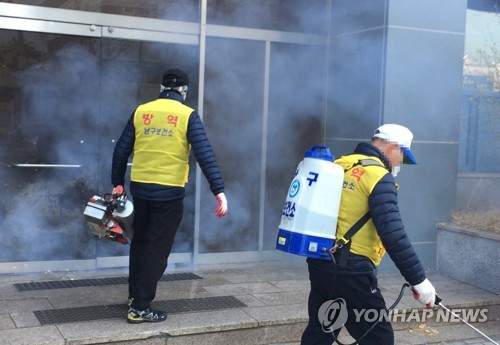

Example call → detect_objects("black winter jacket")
308 142 426 286
111 91 224 201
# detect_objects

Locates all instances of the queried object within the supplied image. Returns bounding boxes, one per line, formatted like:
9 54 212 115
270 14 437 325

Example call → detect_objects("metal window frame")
0 2 199 43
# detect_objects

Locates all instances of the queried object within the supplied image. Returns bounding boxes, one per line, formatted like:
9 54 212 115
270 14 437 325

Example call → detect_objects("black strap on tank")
342 158 385 172
358 158 383 167
337 211 371 266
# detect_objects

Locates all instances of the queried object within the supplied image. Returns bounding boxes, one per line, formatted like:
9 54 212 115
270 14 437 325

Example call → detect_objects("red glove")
215 192 228 217
112 185 124 196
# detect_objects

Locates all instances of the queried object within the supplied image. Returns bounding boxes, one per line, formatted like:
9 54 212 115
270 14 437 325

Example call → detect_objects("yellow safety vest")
334 154 392 266
131 98 193 187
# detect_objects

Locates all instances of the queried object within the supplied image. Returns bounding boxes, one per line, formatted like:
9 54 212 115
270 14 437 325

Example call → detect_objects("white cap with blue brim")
372 124 417 164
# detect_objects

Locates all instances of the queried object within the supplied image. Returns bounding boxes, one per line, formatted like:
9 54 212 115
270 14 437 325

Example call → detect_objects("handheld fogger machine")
275 145 344 260
83 192 134 244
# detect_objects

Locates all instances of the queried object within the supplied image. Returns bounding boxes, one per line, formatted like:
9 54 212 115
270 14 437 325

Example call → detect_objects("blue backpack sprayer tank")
275 145 344 260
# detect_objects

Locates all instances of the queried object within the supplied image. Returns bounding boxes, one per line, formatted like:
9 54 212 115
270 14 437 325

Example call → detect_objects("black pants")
301 259 394 345
128 197 183 310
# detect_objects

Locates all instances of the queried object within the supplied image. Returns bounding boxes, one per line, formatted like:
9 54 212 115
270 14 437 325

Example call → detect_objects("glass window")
264 42 326 249
207 0 329 34
460 6 500 173
199 36 266 253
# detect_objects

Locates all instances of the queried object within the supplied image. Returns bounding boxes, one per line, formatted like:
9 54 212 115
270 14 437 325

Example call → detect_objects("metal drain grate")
34 295 246 325
15 272 202 291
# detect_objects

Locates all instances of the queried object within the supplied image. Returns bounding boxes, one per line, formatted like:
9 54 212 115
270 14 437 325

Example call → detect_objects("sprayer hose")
326 250 411 345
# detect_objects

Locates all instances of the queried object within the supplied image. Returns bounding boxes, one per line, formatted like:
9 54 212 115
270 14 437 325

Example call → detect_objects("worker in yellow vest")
111 68 227 324
301 124 436 345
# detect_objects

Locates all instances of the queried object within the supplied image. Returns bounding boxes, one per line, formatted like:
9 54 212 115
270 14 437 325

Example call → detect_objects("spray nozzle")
435 294 442 306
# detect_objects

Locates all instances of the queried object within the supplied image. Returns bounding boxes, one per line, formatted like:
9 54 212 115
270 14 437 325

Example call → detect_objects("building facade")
0 0 471 274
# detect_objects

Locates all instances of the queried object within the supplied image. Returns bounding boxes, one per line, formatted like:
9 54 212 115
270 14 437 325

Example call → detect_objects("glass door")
0 30 101 264
0 7 200 272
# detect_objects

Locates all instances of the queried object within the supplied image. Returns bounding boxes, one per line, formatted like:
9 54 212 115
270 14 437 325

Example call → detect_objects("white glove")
412 278 436 308
215 192 228 217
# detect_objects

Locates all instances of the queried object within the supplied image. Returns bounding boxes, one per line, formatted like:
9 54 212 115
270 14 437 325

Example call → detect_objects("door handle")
0 162 81 168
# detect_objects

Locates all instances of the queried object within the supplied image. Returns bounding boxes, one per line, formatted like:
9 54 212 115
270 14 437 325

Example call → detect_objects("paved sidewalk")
0 259 498 344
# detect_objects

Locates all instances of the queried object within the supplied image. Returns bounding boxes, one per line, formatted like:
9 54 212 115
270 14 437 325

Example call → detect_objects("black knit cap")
162 68 189 87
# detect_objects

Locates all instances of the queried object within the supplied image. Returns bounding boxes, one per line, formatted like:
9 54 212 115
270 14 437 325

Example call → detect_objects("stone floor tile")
0 314 15 330
10 312 40 328
0 325 64 345
203 281 282 296
242 303 308 326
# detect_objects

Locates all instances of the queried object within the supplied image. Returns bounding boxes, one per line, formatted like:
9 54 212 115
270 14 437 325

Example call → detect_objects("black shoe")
127 307 167 324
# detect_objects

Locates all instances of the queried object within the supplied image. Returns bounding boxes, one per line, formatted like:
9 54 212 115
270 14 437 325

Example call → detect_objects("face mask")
392 166 400 177
159 85 188 101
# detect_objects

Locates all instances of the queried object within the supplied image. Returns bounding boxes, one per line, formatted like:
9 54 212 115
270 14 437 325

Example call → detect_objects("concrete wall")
326 0 468 273
438 224 500 294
